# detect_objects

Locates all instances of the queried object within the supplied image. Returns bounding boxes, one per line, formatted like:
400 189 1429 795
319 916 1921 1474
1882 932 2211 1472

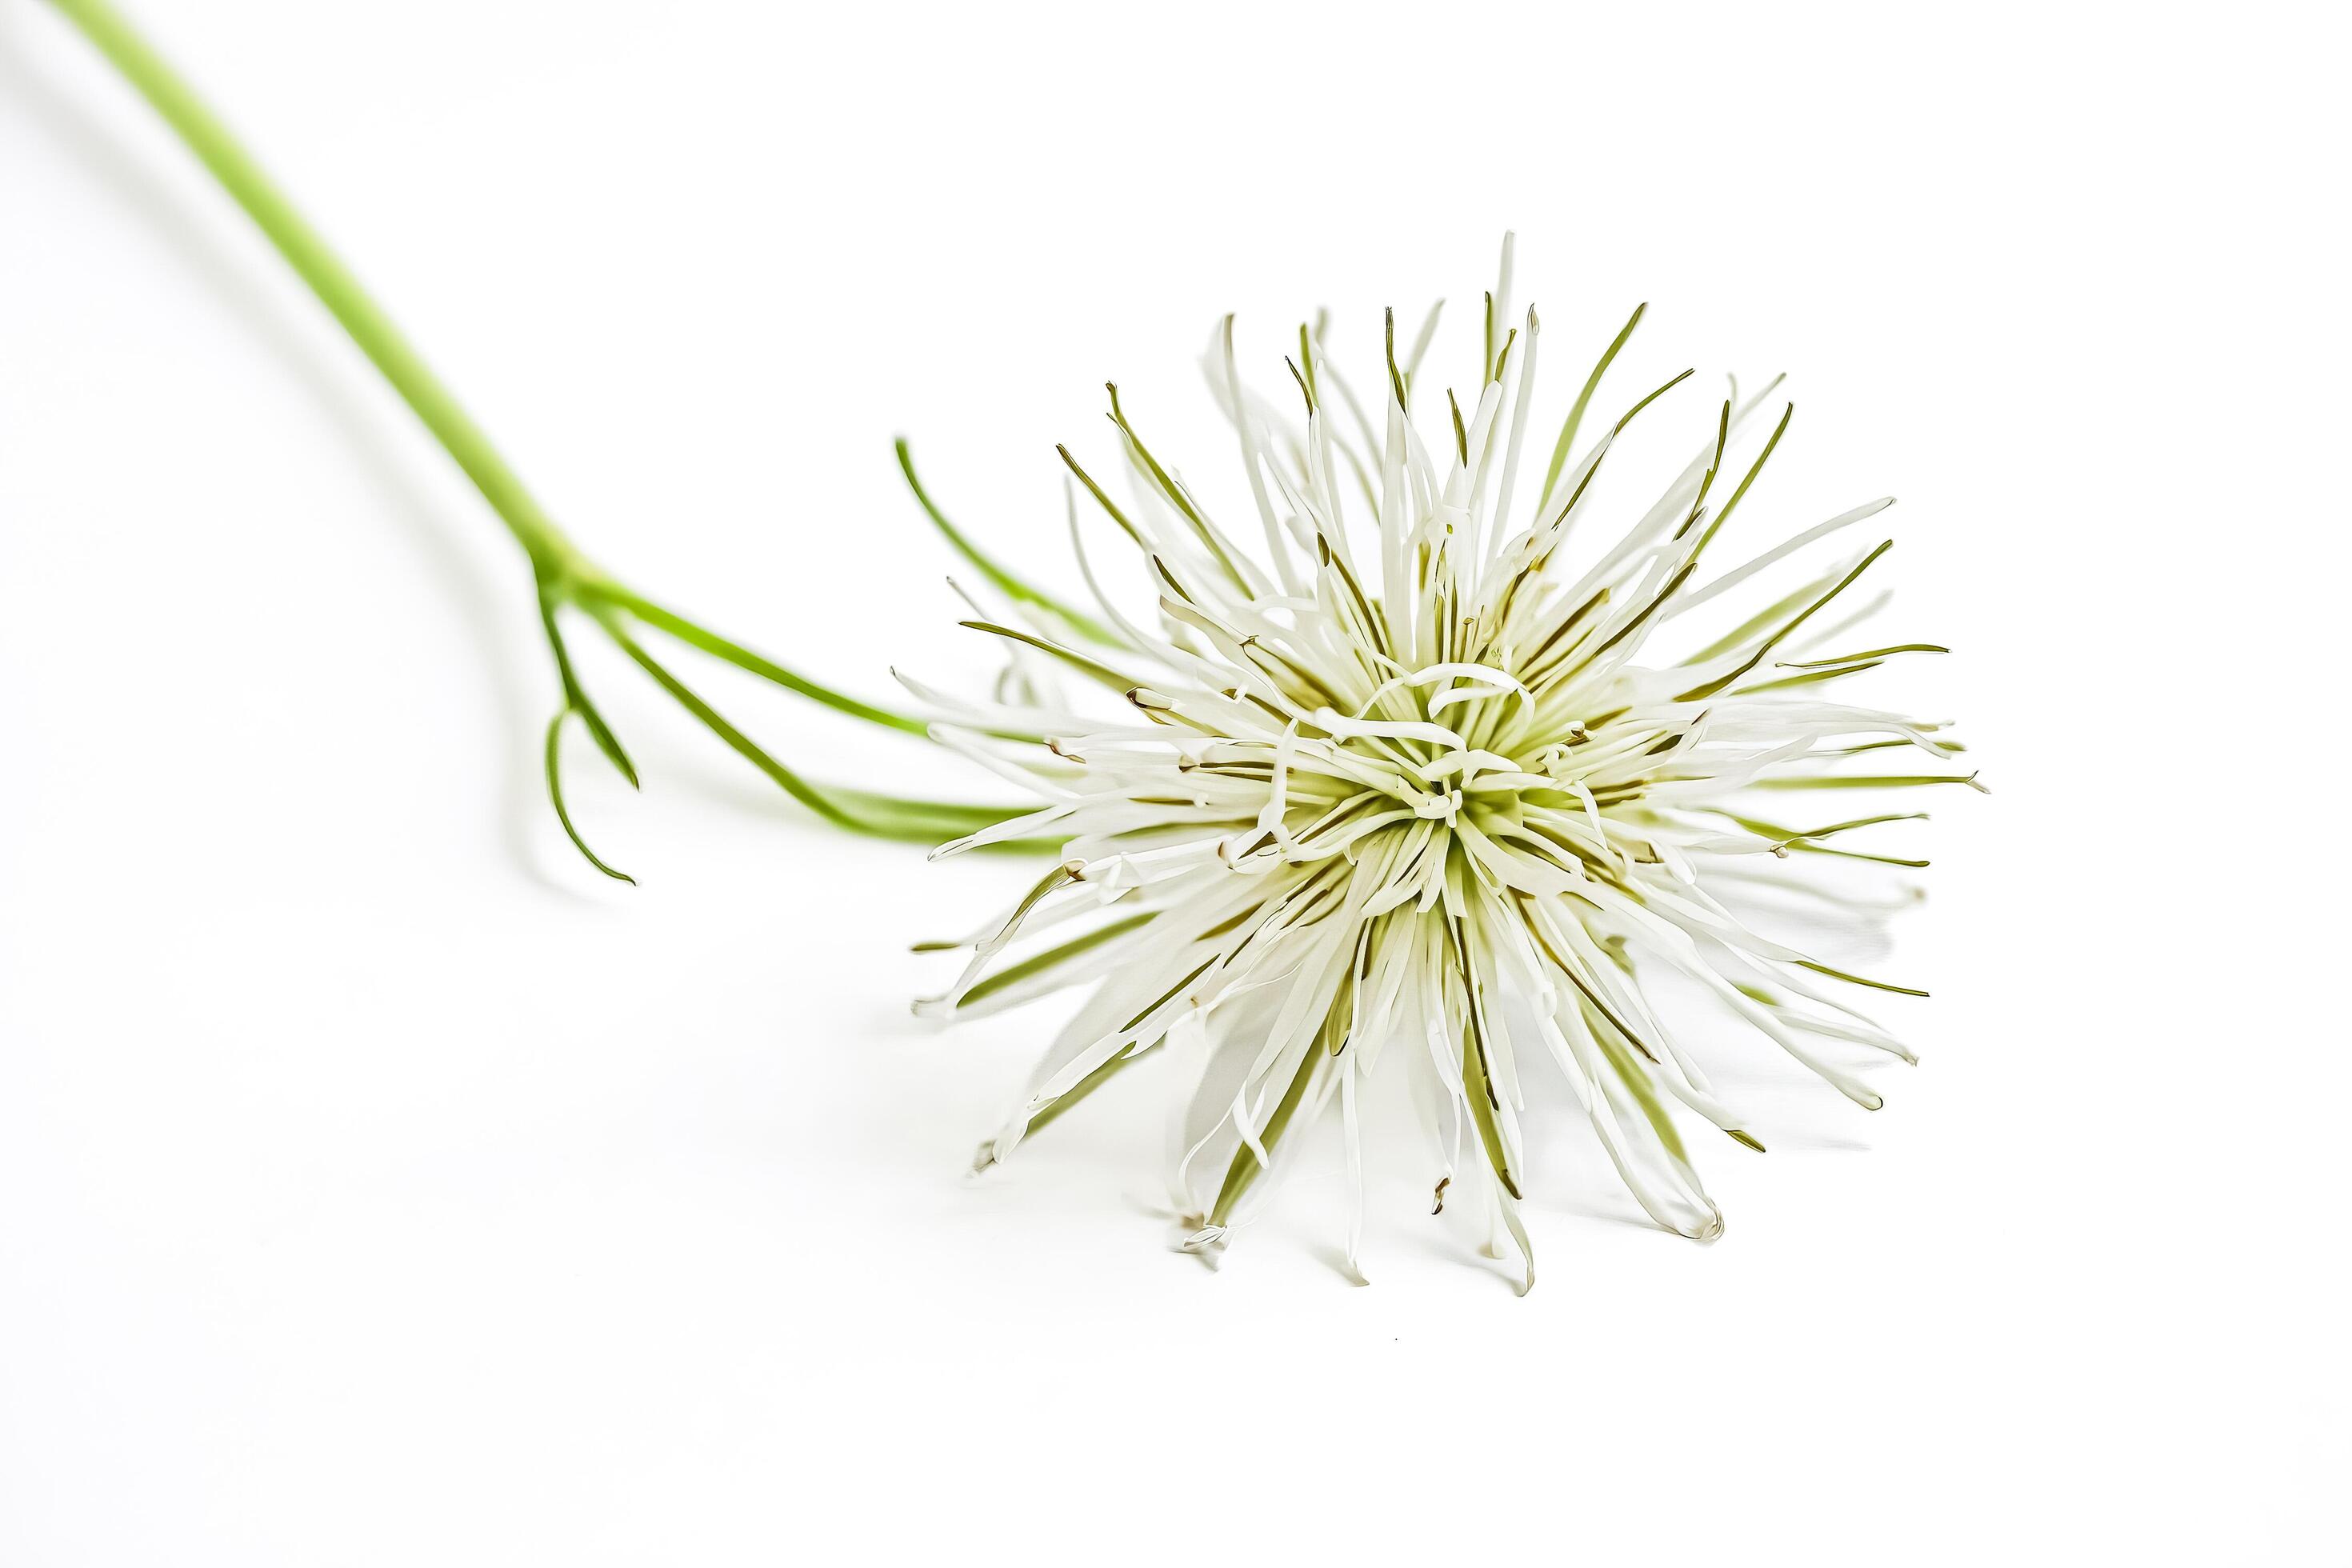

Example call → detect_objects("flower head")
906 242 1974 1290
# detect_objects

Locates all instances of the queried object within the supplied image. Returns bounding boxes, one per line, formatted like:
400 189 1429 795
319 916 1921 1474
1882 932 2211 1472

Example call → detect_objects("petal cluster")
910 245 1972 1288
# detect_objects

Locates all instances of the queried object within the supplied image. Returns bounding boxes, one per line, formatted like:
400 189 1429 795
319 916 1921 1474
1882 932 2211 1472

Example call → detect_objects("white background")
3 1 2345 1562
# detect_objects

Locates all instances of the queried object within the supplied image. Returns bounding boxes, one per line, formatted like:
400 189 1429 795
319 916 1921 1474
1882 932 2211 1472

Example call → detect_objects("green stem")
580 582 931 737
45 0 1060 870
45 0 581 578
894 441 1123 650
50 0 924 729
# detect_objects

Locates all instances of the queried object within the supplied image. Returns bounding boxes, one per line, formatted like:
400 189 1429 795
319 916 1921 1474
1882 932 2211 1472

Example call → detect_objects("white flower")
904 240 1976 1290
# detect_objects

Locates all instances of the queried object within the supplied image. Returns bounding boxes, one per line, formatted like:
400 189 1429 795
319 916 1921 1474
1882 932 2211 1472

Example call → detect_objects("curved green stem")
576 582 930 737
594 613 1038 848
45 0 581 578
44 0 1062 872
894 440 1123 649
545 711 636 884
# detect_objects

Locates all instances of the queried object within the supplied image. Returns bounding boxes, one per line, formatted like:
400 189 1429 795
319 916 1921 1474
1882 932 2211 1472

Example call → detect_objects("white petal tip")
1177 1224 1228 1257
